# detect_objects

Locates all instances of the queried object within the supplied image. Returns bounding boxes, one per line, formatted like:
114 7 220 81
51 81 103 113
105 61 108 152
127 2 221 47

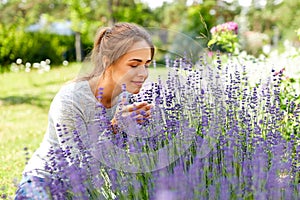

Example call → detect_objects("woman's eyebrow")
129 58 142 62
129 58 152 63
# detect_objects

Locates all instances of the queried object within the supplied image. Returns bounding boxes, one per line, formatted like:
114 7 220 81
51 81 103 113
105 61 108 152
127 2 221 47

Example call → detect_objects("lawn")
0 63 82 198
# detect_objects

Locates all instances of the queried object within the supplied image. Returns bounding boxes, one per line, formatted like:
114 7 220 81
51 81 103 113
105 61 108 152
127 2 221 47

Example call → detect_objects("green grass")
0 63 82 198
0 63 167 198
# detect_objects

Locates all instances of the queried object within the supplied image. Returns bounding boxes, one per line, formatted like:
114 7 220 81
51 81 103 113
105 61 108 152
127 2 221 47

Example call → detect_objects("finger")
144 110 151 118
123 102 148 112
134 114 151 124
133 110 152 120
139 110 151 118
134 103 154 112
145 103 154 110
129 107 153 118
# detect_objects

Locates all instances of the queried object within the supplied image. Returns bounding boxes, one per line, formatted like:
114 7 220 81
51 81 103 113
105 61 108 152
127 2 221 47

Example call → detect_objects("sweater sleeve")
23 81 115 178
47 85 89 165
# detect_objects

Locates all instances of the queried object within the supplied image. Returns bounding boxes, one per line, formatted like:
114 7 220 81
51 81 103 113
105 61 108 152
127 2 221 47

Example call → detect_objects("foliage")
208 21 239 54
110 1 154 27
0 24 75 71
296 28 300 41
279 69 300 112
177 3 216 55
1 0 299 71
247 0 300 43
151 2 218 63
279 77 300 139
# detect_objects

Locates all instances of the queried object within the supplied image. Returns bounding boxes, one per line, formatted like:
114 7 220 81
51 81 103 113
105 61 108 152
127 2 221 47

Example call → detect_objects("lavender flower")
27 53 299 199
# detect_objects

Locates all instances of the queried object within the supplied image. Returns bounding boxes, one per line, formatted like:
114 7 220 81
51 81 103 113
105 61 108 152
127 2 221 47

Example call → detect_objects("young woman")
15 22 155 199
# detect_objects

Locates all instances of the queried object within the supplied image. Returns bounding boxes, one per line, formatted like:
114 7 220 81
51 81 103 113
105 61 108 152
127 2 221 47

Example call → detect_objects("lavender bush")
22 53 299 199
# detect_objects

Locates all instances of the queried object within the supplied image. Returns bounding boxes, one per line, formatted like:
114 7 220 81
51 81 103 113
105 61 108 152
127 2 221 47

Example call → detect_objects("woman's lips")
131 81 144 87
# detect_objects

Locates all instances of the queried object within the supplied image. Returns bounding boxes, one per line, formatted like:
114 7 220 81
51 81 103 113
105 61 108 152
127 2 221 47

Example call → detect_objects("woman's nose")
138 65 148 78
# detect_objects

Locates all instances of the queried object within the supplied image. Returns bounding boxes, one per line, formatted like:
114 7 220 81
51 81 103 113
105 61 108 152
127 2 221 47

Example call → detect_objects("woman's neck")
89 75 121 108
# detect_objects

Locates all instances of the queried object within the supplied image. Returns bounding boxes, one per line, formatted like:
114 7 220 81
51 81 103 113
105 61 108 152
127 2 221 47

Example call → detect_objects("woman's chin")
127 87 141 94
130 90 140 94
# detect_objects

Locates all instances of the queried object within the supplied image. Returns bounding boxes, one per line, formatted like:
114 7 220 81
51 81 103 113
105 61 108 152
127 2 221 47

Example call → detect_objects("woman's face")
109 40 152 94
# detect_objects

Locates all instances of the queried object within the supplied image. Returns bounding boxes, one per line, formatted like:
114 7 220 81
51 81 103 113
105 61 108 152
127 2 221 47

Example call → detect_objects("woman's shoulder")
49 80 96 114
52 80 95 105
57 80 91 97
60 80 89 92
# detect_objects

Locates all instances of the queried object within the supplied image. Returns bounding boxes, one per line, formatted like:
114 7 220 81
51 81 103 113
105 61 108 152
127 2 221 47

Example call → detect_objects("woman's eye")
130 64 149 68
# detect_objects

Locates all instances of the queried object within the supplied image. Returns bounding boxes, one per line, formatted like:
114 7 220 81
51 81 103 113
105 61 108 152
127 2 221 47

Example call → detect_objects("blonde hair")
78 22 154 81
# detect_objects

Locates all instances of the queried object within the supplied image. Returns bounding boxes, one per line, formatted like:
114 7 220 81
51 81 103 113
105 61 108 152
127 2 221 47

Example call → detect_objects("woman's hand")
111 102 153 133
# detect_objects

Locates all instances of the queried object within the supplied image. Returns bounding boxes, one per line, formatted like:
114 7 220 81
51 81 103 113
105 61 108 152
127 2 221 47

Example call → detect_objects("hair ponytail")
93 27 110 53
88 27 111 79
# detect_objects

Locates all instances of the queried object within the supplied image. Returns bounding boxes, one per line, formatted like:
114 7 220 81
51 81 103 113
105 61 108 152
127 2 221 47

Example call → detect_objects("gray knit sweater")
23 80 117 178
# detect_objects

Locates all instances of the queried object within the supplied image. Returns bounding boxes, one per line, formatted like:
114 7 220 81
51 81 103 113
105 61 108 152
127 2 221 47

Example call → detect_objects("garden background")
0 0 300 199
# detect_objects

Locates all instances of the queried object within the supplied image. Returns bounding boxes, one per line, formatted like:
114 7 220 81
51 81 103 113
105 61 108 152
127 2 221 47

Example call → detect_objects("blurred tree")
213 0 241 24
273 0 300 45
247 0 279 36
4 0 298 68
0 0 157 69
152 0 242 60
0 0 69 27
110 0 154 27
63 0 92 62
147 0 189 61
247 0 300 46
182 1 216 42
0 0 77 68
160 0 218 60
175 1 216 59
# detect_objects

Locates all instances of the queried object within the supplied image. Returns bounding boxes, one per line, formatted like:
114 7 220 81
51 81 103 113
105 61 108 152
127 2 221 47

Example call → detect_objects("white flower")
45 59 51 65
16 58 22 64
25 62 31 68
63 60 69 66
